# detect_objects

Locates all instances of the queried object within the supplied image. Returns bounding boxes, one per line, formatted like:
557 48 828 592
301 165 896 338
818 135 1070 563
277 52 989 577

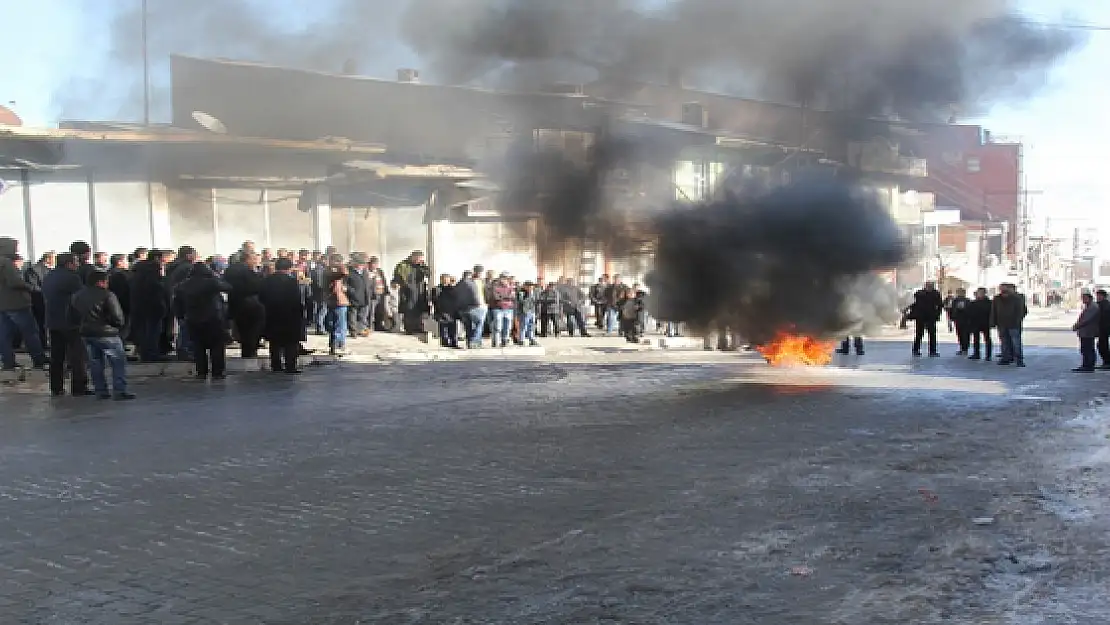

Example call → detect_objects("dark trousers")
189 321 227 377
593 304 605 329
1080 337 1097 370
133 315 164 361
1098 333 1110 366
913 320 938 355
48 329 88 394
31 295 48 350
269 342 300 373
439 321 458 347
620 317 639 342
838 336 864 354
955 322 971 352
233 311 263 358
565 309 588 336
539 313 560 337
347 305 368 334
972 329 993 359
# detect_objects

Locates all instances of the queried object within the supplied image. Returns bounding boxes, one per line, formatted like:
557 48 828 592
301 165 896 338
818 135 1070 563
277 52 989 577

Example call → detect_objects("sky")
1 0 1107 247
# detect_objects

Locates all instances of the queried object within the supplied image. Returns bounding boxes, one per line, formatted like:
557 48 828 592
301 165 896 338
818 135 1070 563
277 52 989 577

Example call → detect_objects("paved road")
0 325 1106 623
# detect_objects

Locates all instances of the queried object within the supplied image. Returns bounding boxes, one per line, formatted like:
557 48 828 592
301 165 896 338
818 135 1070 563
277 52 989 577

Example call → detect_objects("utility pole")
141 0 150 126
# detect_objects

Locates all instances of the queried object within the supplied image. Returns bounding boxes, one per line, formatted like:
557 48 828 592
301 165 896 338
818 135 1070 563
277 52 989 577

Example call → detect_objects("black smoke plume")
402 0 1080 341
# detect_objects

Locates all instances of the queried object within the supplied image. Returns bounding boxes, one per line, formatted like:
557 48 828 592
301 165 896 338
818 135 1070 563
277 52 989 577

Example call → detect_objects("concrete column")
149 183 172 248
261 188 272 248
311 185 332 250
87 172 99 252
20 169 34 261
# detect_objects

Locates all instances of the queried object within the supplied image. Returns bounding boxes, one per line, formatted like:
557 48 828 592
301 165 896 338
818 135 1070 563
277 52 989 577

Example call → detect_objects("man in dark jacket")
538 282 562 338
392 250 431 334
260 258 305 374
69 241 95 286
366 256 389 332
589 275 608 330
432 274 459 348
990 283 1028 367
558 278 590 337
224 253 266 358
23 251 53 352
167 245 198 360
966 287 993 361
42 253 90 396
345 257 372 337
909 281 944 357
107 254 131 322
129 251 170 362
949 288 972 355
70 270 134 400
454 270 482 349
1096 289 1110 369
0 237 47 370
175 262 232 380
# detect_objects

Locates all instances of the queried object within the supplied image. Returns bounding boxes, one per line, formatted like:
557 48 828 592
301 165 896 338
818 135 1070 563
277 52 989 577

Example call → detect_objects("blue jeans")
521 312 536 343
438 320 458 347
999 327 1024 363
466 307 487 346
0 308 46 368
604 307 618 333
1080 336 1097 369
491 308 513 344
84 336 128 395
174 315 192 358
327 306 348 350
315 302 328 333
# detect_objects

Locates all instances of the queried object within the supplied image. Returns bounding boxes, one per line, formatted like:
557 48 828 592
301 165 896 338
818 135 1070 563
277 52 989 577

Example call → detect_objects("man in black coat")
345 256 372 337
166 245 198 360
909 281 944 357
128 251 170 362
949 287 973 355
1095 289 1110 369
175 262 232 380
23 251 53 352
41 253 90 396
966 287 993 361
260 258 305 374
224 253 266 358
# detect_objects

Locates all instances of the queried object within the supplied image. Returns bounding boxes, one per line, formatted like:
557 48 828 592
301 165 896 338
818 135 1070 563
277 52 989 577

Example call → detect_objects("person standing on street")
950 288 972 355
324 258 350 356
967 287 994 361
24 251 53 353
224 252 266 359
175 262 232 381
909 281 944 357
489 274 516 348
1072 292 1100 373
260 258 306 374
42 253 90 396
0 237 47 371
1095 289 1110 369
990 282 1028 367
70 270 134 400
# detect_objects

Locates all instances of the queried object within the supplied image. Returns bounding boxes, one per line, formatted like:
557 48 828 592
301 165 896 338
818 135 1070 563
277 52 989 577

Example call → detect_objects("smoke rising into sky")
65 0 1081 340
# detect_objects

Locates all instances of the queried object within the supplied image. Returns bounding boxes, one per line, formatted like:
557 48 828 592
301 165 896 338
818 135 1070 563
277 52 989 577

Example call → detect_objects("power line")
1016 17 1110 31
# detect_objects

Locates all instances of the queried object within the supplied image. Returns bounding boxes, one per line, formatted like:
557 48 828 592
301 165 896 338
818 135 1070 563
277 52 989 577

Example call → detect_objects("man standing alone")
909 281 944 357
260 258 306 374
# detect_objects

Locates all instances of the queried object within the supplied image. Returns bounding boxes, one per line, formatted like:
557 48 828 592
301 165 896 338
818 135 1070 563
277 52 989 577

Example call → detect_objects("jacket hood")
0 237 17 258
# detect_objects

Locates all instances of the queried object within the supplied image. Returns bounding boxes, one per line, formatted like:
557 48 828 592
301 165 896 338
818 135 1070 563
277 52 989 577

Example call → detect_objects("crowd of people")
0 236 661 400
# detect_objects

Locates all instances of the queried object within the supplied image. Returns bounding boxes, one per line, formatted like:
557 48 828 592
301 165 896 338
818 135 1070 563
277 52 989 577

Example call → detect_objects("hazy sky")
2 0 1106 245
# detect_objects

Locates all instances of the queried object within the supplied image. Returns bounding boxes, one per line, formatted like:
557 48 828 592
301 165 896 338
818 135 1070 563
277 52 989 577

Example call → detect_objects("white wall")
93 181 154 254
26 175 94 259
432 219 537 281
0 176 28 257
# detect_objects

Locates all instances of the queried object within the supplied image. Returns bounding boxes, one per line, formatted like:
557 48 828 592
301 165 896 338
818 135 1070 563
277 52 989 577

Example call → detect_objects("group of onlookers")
427 269 650 349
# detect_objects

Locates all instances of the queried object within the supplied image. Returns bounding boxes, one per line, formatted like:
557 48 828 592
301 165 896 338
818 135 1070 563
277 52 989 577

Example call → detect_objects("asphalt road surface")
1 322 1108 624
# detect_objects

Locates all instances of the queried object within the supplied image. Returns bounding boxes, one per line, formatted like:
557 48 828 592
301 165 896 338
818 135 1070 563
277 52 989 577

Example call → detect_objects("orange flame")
756 333 835 366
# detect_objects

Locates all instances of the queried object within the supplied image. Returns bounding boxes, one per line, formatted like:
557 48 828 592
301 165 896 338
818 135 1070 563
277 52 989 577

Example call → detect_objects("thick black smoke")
401 0 1080 341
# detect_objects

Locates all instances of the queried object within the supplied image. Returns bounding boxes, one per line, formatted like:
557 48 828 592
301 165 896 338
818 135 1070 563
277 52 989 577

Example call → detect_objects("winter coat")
259 272 305 345
108 268 131 316
538 288 561 314
345 268 371 307
491 284 516 310
0 237 31 311
557 283 583 314
454 277 481 310
949 296 971 325
175 264 231 326
41 267 84 331
965 297 992 331
224 262 264 317
1074 302 1100 339
517 290 538 316
325 266 350 308
69 286 125 338
433 284 458 323
1097 299 1110 336
129 259 169 319
909 288 944 323
990 293 1028 330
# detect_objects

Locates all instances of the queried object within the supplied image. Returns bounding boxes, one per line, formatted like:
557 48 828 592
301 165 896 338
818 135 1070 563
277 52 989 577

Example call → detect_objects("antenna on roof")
192 111 228 134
